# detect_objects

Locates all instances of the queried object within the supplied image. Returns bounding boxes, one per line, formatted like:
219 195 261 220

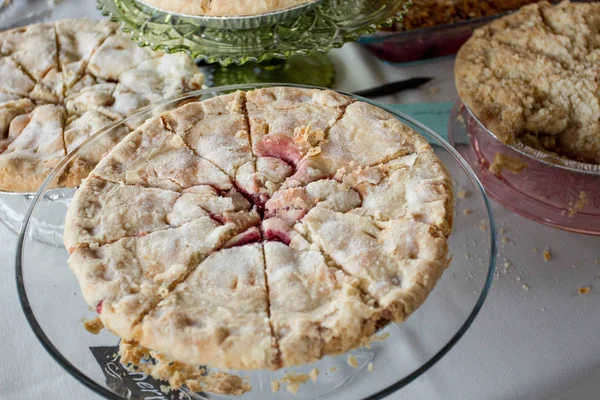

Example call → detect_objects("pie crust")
141 0 318 17
455 1 600 164
66 87 453 370
0 19 204 192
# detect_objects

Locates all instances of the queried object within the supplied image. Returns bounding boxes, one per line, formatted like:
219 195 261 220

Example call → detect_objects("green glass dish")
96 0 411 66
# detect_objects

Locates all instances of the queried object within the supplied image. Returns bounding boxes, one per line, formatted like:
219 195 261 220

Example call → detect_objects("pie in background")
455 1 600 164
65 87 454 370
0 19 204 192
140 0 320 17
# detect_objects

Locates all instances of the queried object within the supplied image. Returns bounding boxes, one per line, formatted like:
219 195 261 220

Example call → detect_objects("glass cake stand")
96 0 411 87
17 84 497 400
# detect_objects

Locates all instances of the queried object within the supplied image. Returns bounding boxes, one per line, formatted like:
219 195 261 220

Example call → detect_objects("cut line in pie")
65 87 454 370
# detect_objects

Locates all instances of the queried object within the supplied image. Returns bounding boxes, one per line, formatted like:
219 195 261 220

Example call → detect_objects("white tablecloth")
1 6 600 399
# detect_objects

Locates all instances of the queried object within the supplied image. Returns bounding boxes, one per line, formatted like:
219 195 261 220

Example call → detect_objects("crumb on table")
83 317 104 335
347 355 359 368
368 362 374 372
271 380 280 393
578 286 591 295
543 249 552 262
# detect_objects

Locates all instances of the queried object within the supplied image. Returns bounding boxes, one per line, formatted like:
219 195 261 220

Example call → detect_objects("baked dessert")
140 0 318 17
455 1 600 164
390 0 545 31
65 87 453 370
0 19 204 192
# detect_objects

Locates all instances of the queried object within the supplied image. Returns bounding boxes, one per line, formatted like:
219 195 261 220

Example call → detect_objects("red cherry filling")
255 135 302 166
96 300 103 314
223 227 262 249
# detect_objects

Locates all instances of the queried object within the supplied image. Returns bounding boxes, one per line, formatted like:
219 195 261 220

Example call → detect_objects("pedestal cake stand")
96 0 411 87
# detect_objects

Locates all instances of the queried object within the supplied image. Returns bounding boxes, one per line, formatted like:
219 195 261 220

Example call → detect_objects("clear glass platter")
17 84 497 400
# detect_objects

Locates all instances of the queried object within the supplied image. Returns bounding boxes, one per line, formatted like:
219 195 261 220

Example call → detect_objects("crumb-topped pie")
65 87 453 370
140 0 319 17
0 19 204 192
455 1 600 165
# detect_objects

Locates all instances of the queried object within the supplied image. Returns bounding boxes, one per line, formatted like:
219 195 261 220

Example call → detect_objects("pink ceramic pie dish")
448 100 600 235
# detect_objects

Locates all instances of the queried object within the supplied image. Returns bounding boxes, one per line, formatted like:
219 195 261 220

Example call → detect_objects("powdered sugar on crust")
66 87 453 373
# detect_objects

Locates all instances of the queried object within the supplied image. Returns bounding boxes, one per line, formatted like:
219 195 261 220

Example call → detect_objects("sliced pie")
69 217 242 340
66 87 454 373
136 244 275 370
0 19 204 192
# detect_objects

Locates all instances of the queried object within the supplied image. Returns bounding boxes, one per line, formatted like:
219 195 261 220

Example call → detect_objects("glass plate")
17 84 497 400
449 100 600 235
96 0 410 65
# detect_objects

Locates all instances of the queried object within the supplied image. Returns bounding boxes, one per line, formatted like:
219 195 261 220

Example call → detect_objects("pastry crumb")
309 368 319 382
457 187 469 199
306 146 322 157
501 237 510 244
521 284 529 291
83 317 103 335
159 384 171 394
278 372 311 395
271 380 280 393
568 191 588 217
578 286 591 295
329 367 337 373
533 247 539 252
118 341 250 395
595 258 599 265
489 153 527 176
543 249 552 262
347 355 359 368
287 383 300 395
368 362 374 372
463 209 472 215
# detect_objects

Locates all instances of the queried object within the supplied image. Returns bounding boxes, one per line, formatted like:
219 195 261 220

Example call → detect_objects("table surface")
1 4 600 400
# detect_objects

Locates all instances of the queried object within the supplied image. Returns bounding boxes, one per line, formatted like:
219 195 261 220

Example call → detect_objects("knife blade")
353 77 433 98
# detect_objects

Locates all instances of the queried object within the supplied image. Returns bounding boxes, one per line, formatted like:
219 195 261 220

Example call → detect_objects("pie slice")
301 208 450 322
64 178 181 250
0 57 36 98
0 23 58 82
264 241 377 367
290 101 421 186
265 179 361 225
163 92 258 197
136 244 276 370
0 23 65 103
246 87 351 193
339 150 454 236
64 177 259 250
0 98 35 148
87 35 158 82
62 110 131 188
92 116 232 192
69 216 241 340
55 19 117 89
0 104 67 192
